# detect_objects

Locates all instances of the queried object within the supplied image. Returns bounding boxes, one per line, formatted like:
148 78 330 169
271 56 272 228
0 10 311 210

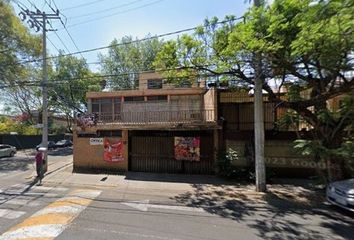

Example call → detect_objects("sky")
11 0 252 71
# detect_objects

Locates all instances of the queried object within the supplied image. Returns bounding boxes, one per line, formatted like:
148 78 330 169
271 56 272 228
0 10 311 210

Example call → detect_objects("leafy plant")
216 148 239 178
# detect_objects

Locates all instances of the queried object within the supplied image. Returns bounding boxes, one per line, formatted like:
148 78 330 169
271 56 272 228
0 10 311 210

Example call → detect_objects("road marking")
0 189 101 240
32 186 68 192
122 200 205 212
3 199 40 207
0 209 26 219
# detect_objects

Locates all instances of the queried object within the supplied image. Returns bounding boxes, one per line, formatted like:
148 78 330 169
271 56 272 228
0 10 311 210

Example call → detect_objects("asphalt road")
1 149 354 240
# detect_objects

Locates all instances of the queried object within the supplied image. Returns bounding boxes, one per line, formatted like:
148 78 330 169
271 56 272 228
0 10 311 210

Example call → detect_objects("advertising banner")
174 137 200 161
103 138 124 162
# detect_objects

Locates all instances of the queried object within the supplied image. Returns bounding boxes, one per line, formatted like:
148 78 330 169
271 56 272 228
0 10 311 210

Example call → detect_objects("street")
1 149 354 240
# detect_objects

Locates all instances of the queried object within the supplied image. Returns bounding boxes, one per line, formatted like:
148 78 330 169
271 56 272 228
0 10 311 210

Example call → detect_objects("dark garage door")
129 131 215 174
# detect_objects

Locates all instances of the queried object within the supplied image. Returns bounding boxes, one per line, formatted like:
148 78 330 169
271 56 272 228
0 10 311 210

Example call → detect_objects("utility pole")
253 0 266 192
18 7 61 172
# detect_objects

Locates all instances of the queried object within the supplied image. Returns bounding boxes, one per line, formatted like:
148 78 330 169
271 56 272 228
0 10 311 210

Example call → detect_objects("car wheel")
9 151 15 157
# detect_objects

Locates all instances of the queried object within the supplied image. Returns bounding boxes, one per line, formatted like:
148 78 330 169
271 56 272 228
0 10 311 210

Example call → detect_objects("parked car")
0 144 17 157
36 141 56 150
326 179 354 212
55 140 73 148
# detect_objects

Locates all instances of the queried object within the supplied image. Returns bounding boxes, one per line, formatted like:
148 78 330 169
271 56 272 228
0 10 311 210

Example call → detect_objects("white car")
0 144 17 158
326 179 354 212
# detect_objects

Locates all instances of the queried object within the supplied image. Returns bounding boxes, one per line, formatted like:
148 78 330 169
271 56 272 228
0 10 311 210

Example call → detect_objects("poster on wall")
103 138 124 162
174 137 200 161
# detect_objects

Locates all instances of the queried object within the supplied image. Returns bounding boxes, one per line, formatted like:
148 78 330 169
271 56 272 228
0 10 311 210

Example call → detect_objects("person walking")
35 147 44 185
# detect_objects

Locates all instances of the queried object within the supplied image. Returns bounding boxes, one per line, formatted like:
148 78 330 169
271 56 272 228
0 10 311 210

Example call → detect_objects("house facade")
73 72 220 174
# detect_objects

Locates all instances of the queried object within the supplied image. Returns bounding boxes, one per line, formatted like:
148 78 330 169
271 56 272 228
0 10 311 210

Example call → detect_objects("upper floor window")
175 79 192 88
147 79 163 89
124 96 145 102
146 95 168 102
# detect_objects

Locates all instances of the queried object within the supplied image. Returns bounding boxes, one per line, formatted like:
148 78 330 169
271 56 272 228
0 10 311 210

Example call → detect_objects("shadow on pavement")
172 181 354 240
0 156 34 172
125 172 241 185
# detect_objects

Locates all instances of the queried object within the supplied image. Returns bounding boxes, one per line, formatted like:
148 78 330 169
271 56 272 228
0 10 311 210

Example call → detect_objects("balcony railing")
94 109 216 125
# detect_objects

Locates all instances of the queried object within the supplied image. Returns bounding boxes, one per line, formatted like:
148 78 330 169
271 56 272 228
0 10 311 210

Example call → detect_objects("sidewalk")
42 161 326 208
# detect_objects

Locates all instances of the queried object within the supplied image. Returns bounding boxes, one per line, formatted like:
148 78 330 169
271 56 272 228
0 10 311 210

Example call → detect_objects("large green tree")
99 35 163 90
49 53 101 132
0 0 42 122
0 0 41 85
154 0 354 180
2 65 43 124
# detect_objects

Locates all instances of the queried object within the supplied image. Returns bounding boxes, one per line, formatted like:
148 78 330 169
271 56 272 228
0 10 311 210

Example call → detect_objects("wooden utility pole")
253 0 266 192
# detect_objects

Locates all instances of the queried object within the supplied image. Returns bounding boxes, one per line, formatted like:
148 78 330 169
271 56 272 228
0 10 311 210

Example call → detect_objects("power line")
1 65 219 90
46 36 60 53
63 0 164 29
2 17 241 67
48 21 71 53
43 0 85 58
62 0 108 11
69 0 147 20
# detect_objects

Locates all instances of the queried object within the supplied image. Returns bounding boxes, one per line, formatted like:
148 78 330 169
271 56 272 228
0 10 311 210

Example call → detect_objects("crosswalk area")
0 183 69 220
0 183 101 239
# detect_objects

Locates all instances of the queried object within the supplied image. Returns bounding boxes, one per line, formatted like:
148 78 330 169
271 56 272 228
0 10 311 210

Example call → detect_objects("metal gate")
129 131 215 174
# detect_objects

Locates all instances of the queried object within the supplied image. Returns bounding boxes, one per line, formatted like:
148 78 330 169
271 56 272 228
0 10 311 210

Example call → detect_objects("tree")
99 35 163 90
154 0 354 181
0 0 41 85
2 66 43 124
49 53 101 132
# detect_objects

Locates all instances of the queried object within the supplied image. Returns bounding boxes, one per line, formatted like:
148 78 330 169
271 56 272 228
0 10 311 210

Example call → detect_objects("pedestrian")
35 147 44 185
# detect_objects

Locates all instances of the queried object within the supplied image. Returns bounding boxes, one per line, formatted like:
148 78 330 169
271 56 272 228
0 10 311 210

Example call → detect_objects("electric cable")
1 17 241 67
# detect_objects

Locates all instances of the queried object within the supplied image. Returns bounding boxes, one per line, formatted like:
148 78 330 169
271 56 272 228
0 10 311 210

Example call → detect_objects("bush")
216 148 239 178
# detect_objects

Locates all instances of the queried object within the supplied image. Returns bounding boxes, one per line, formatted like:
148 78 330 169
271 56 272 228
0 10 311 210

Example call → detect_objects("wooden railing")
95 109 216 124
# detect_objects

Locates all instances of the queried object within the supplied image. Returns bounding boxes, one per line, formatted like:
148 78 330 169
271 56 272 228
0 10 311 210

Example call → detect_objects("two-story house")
73 71 220 174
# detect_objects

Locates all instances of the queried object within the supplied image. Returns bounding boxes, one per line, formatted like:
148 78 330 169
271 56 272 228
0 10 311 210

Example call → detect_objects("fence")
0 134 64 149
95 109 216 125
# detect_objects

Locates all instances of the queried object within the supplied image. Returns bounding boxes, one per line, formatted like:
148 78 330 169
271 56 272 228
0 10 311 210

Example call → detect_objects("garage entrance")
129 130 215 174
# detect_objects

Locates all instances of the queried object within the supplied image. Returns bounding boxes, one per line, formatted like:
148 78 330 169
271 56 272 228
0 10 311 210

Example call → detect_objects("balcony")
94 109 216 125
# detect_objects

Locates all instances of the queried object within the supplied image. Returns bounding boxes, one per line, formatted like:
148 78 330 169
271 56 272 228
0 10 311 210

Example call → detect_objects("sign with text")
103 138 124 162
174 137 200 161
90 138 103 145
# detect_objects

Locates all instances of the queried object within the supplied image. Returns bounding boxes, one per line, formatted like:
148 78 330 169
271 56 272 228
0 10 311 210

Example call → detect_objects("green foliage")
0 1 41 85
216 148 240 178
100 35 163 90
49 123 67 135
154 0 354 180
0 116 38 135
294 139 326 157
49 53 101 115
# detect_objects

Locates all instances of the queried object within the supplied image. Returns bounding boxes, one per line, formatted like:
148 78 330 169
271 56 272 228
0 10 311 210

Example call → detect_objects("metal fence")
95 109 216 125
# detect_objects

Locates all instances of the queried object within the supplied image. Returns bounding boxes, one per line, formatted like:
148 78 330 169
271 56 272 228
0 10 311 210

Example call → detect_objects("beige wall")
225 139 325 169
73 130 128 172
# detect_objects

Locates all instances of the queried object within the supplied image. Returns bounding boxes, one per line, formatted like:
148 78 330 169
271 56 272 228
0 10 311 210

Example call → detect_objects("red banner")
174 137 200 161
103 138 124 162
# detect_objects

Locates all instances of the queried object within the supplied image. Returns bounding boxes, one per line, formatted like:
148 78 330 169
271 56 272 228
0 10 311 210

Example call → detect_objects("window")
91 98 114 114
175 80 192 88
147 79 163 89
97 130 122 137
92 99 100 113
124 96 145 102
146 95 168 101
100 99 112 113
114 98 121 114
